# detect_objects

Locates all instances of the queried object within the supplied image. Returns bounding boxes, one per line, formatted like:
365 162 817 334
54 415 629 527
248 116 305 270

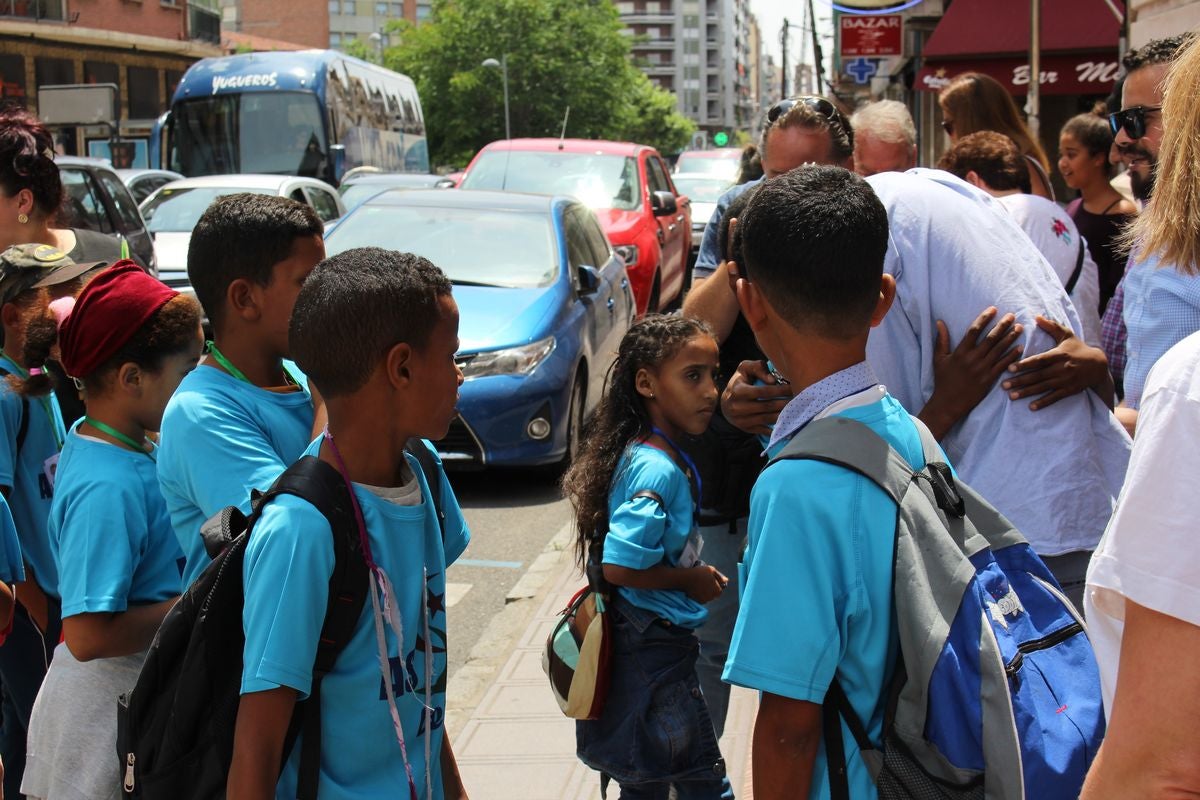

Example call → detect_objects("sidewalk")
451 531 757 799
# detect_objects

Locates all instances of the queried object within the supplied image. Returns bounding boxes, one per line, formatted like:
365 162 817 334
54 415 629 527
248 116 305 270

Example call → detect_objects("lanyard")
648 426 702 519
322 428 433 800
1 356 64 450
83 417 153 460
205 341 299 388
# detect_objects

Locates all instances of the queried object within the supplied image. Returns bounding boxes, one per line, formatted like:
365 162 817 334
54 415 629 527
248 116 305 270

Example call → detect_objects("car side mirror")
651 190 677 216
577 265 601 295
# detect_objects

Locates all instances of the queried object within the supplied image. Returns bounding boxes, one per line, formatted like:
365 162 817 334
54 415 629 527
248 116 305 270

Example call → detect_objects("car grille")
434 416 484 466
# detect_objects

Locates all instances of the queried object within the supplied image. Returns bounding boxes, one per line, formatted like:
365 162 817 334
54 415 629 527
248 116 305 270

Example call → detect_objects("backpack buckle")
926 463 966 519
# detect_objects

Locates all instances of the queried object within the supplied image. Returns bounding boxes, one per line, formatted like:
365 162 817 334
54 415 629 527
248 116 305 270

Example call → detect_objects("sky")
749 0 837 65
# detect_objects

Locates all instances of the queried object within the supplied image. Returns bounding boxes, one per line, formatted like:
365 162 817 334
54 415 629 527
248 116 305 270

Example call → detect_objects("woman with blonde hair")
1082 31 1200 798
939 72 1055 199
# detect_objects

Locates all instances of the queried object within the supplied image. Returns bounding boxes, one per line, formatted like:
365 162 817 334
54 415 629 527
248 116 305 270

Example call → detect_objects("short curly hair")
1123 34 1193 73
938 131 1029 193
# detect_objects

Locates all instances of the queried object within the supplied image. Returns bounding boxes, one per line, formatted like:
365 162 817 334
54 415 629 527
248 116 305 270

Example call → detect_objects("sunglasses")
1108 105 1162 140
766 96 853 146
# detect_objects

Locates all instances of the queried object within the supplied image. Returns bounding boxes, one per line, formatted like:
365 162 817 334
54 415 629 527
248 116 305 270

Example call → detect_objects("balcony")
621 13 674 23
631 38 676 49
0 0 66 21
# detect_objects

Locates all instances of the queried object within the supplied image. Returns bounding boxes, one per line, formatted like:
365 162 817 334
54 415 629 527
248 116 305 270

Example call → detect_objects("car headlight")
459 337 556 379
613 244 639 267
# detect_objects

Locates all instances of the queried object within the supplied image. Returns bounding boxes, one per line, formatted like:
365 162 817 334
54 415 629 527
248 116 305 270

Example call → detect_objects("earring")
649 392 655 398
16 213 28 224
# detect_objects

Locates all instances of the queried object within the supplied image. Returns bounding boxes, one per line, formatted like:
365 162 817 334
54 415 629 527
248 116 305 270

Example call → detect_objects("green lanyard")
83 417 154 460
206 341 299 388
2 355 65 450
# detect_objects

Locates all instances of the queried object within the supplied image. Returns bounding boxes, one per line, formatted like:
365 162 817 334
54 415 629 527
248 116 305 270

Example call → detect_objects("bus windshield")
170 92 328 178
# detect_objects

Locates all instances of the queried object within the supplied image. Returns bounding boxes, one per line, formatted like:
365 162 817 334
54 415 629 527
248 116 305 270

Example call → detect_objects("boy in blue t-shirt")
228 248 470 800
157 194 327 587
721 166 929 799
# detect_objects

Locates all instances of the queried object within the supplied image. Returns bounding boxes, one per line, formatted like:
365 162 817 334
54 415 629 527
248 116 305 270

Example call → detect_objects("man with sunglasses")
1101 34 1195 435
681 95 855 741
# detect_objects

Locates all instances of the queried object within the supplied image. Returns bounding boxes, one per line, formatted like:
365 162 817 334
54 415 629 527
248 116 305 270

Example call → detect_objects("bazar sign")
841 15 903 57
917 55 1121 96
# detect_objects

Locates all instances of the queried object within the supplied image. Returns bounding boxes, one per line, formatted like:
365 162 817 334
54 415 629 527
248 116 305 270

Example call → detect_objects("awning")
916 0 1124 95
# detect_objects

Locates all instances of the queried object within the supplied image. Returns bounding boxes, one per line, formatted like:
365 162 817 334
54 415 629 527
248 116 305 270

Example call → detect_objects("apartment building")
617 0 760 138
220 0 430 50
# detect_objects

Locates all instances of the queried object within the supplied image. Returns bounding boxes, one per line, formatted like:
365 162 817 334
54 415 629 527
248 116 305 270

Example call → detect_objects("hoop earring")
17 213 28 224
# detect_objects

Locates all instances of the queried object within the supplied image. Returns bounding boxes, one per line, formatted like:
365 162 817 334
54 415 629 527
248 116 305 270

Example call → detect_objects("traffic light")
713 131 729 147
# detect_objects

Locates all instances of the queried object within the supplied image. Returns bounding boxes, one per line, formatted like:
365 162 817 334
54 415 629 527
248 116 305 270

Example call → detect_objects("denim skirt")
576 595 727 786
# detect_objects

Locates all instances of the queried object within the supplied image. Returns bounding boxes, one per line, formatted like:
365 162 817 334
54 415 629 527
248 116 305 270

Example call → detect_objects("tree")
384 0 695 167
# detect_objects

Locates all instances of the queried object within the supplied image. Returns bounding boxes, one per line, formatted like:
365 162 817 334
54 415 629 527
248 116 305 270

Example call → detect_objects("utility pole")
807 0 824 94
780 18 789 98
1028 0 1041 138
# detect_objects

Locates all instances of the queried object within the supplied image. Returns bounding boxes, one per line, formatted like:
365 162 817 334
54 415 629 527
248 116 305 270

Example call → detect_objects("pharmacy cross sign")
847 57 878 84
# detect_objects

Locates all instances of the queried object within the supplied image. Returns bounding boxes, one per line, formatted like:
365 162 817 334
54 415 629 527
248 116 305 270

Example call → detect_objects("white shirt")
864 169 1131 556
996 192 1103 347
1085 330 1200 715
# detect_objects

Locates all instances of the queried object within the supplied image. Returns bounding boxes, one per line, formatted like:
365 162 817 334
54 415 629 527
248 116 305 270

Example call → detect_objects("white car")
139 174 346 294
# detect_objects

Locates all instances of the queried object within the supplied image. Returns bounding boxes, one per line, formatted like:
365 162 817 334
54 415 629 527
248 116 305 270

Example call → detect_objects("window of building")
0 54 26 107
126 66 160 119
375 1 388 14
392 2 403 14
84 61 118 88
330 32 343 47
35 57 74 89
166 69 185 101
617 1 633 12
329 0 341 14
415 2 432 21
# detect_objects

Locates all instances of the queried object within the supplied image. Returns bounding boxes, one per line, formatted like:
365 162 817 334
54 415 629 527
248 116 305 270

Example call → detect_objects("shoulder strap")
405 438 445 542
824 678 876 800
254 456 368 800
0 367 29 457
1065 238 1086 296
768 417 916 505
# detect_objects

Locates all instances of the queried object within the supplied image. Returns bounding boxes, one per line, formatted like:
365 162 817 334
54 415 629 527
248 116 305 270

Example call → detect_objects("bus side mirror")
330 144 346 183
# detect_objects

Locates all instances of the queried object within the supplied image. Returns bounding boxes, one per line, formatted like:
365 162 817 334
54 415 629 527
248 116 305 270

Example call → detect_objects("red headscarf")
58 261 178 379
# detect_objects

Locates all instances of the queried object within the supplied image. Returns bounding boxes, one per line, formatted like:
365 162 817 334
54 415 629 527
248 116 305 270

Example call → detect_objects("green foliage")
341 37 380 65
383 0 695 168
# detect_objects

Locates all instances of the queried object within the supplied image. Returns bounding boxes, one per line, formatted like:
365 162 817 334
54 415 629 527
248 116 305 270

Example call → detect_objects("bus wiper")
451 278 506 288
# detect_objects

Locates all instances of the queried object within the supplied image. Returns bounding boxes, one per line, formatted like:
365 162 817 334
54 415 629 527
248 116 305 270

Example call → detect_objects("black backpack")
117 440 445 799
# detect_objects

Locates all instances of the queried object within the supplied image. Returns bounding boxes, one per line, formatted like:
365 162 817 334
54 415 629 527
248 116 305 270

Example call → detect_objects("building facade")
0 1 221 162
617 0 758 142
219 0 430 50
1129 0 1200 46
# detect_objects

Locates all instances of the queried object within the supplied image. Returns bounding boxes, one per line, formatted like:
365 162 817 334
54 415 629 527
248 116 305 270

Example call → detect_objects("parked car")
117 169 184 205
337 172 448 213
139 174 346 294
457 138 691 315
670 173 733 274
325 188 635 467
55 156 156 273
673 147 743 182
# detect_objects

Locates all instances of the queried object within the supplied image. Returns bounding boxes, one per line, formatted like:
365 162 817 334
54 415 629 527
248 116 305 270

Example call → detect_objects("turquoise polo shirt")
724 388 925 800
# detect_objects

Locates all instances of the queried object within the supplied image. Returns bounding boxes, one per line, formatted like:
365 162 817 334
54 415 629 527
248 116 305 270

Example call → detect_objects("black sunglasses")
1109 105 1162 140
766 96 854 147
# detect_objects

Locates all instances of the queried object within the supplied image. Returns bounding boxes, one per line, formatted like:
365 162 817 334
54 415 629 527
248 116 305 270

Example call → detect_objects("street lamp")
481 54 511 140
368 31 385 64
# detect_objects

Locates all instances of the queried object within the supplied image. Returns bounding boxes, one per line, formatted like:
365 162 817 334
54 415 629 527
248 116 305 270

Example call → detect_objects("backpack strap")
1065 238 1086 296
824 678 875 800
0 367 29 458
252 456 367 800
768 416 916 505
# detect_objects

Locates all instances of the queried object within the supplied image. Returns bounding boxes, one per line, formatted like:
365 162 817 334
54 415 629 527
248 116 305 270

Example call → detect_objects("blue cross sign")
847 57 878 84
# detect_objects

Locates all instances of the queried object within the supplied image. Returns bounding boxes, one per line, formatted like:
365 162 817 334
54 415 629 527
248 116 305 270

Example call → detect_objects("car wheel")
561 373 586 468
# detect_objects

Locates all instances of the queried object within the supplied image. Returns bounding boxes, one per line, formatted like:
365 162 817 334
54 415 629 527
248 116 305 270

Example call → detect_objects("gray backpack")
769 416 1104 799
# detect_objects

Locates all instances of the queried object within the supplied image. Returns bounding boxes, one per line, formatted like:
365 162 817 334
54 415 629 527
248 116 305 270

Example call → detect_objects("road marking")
455 558 524 569
446 582 472 608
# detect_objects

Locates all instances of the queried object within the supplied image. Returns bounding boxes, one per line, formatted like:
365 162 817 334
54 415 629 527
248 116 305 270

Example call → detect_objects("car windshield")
460 151 640 211
327 205 558 288
140 186 271 233
674 154 739 179
338 183 394 211
671 176 732 204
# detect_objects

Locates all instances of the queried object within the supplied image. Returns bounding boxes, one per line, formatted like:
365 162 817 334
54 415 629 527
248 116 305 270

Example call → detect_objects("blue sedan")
324 189 635 467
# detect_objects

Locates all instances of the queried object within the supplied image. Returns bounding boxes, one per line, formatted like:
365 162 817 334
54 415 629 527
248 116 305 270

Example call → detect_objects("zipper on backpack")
123 752 135 793
1004 622 1084 689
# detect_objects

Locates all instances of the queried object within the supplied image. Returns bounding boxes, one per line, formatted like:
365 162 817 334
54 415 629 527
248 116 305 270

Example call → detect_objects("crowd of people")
0 27 1190 800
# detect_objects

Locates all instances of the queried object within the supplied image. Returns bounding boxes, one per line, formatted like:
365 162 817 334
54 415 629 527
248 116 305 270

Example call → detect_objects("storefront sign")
822 0 924 11
917 54 1121 96
841 15 903 57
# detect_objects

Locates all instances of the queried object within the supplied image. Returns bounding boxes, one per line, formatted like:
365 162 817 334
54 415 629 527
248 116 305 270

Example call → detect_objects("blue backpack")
770 416 1105 799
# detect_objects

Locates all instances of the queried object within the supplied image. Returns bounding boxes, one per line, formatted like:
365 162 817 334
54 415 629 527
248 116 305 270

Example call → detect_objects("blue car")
324 189 635 467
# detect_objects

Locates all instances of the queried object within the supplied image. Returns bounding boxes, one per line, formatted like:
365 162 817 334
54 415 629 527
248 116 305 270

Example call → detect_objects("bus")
154 50 427 186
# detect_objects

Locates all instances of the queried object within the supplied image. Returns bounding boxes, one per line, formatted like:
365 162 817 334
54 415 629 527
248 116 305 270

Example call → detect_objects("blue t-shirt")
1122 249 1200 409
0 356 65 593
241 438 470 799
50 428 183 617
158 364 315 587
603 442 706 628
0 494 26 585
724 395 922 800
